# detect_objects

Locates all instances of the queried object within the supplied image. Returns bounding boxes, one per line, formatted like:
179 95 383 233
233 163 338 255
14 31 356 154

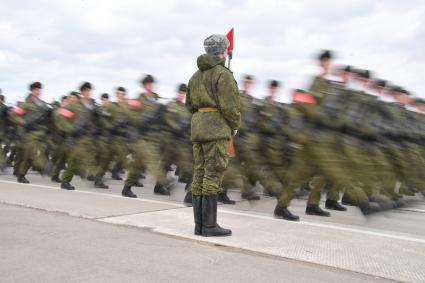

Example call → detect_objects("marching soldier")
9 82 51 183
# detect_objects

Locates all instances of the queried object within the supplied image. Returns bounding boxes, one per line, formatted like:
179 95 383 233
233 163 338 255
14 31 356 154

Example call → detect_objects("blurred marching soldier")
186 34 241 236
221 75 261 201
56 82 99 190
9 82 51 183
90 92 113 189
0 92 9 170
160 84 193 196
50 94 71 183
122 75 170 197
107 87 131 182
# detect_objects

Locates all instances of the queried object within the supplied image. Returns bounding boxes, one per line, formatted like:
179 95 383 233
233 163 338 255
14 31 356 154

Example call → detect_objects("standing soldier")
186 34 241 237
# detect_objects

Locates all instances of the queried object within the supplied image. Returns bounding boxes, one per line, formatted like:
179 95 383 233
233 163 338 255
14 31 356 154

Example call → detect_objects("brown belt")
198 107 219 113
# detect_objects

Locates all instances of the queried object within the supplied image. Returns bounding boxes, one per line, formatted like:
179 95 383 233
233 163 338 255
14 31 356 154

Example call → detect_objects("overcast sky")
0 0 424 104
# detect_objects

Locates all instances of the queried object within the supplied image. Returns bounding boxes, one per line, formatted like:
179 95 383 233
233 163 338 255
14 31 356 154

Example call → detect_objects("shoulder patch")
293 90 317 104
58 107 74 119
127 99 143 110
12 106 25 116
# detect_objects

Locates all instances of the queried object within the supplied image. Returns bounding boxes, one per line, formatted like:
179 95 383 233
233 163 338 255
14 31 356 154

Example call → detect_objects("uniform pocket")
214 140 229 173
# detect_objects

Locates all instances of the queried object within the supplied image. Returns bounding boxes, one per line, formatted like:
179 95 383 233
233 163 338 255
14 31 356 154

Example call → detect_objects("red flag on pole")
226 28 234 60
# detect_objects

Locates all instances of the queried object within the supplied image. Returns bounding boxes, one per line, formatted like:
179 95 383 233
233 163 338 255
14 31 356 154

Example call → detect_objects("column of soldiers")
0 50 424 222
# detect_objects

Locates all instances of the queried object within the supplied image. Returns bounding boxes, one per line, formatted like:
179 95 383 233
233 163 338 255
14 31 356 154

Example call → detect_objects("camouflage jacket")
54 99 99 138
186 53 241 142
163 100 191 138
9 96 50 137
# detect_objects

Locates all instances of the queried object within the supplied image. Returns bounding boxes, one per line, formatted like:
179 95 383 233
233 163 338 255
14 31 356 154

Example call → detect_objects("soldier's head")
60 95 68 106
268 80 281 98
204 34 230 60
413 98 425 112
29 81 42 98
176 83 187 103
317 50 333 74
115 86 127 102
100 93 110 107
68 91 80 103
141 75 155 93
338 65 352 84
392 87 412 105
241 75 254 94
79 82 93 98
372 79 387 94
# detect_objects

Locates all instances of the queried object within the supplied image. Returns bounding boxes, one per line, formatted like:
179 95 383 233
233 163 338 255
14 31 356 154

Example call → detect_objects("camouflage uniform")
9 96 51 182
186 53 241 196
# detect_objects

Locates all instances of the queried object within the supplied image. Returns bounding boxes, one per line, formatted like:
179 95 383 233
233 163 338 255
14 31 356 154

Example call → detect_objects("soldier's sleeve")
54 106 75 134
8 107 26 126
216 70 241 131
163 103 180 133
308 76 328 100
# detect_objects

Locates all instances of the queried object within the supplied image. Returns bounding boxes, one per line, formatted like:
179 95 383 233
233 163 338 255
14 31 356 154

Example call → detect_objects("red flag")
226 28 234 60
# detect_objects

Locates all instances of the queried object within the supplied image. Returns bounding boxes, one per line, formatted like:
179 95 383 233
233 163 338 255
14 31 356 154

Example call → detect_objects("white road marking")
0 179 185 207
1 179 425 244
400 208 425 213
219 209 425 244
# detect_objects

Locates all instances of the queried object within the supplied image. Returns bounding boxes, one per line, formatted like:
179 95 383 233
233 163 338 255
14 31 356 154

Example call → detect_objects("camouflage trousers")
277 136 369 208
15 131 48 176
125 138 167 187
0 135 7 167
61 136 96 182
190 139 229 196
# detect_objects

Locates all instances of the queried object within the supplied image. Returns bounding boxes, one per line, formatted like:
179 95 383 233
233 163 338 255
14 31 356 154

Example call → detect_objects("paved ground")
0 170 424 283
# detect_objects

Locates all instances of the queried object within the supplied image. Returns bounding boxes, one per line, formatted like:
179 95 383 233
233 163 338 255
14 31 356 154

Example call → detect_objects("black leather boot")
134 180 144 187
184 191 193 206
241 188 261 201
154 183 170 195
111 171 122 180
94 176 109 189
341 193 356 206
192 195 202 235
61 182 75 190
306 205 331 217
17 175 30 184
122 185 137 198
218 192 235 204
201 195 232 237
358 201 381 216
274 205 300 221
325 199 347 211
51 175 62 183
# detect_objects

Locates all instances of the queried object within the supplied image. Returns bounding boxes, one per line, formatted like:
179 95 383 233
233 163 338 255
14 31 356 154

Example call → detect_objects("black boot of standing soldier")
201 195 232 237
192 195 202 235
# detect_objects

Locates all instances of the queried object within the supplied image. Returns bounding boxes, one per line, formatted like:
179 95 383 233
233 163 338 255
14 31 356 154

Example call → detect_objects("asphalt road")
0 170 424 282
0 204 392 283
